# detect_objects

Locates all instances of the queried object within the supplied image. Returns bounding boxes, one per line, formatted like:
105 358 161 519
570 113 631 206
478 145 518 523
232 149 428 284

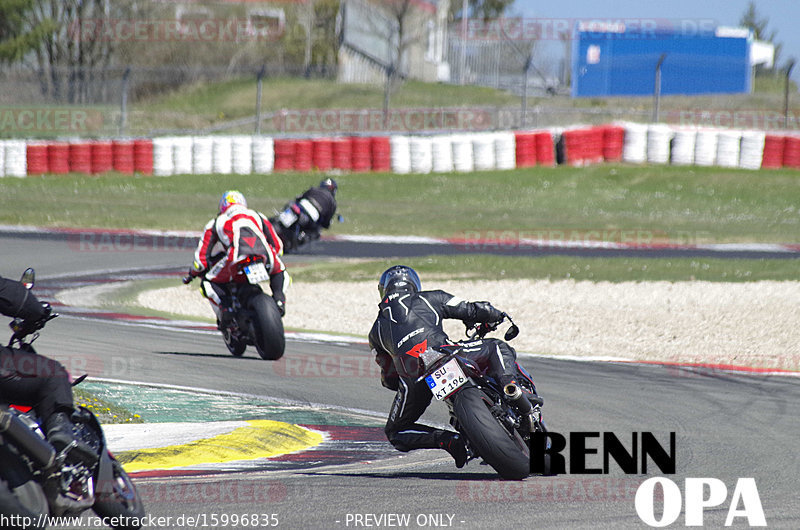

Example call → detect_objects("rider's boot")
217 306 235 331
437 432 468 469
45 412 98 465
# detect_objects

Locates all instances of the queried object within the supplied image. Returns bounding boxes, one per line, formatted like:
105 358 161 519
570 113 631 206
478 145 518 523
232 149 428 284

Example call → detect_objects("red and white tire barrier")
3 124 800 177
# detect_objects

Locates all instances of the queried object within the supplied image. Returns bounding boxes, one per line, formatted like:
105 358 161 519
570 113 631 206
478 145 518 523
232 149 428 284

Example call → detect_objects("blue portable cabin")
571 22 752 97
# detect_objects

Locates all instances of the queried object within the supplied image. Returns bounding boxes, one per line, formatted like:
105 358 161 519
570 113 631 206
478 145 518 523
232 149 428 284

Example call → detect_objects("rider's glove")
473 301 504 323
14 303 51 337
274 298 286 317
184 262 205 284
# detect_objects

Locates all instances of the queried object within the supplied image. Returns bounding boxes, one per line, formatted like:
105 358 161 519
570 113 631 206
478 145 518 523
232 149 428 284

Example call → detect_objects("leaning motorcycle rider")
0 275 96 463
294 178 338 237
187 190 289 324
368 265 538 468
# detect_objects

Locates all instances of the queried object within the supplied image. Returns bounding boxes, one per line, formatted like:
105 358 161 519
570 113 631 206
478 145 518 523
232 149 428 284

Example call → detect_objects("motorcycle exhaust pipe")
0 410 56 468
503 383 533 416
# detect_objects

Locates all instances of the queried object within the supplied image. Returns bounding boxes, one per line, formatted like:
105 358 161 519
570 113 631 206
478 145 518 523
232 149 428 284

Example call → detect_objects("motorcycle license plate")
244 262 269 284
278 209 298 227
425 359 468 400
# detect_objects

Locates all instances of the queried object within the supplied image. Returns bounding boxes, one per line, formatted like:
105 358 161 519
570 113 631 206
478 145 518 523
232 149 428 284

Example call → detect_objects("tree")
0 0 56 63
0 0 141 103
311 0 340 72
449 0 514 21
293 0 340 76
380 0 433 126
353 0 426 125
739 1 782 74
27 0 124 103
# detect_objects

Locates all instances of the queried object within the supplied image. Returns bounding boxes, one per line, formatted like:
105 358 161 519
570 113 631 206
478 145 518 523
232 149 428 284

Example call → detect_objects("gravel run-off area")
132 279 800 372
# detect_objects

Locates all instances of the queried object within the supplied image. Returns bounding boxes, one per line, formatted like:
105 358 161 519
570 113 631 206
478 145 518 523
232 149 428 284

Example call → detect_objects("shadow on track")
298 470 504 481
155 350 265 361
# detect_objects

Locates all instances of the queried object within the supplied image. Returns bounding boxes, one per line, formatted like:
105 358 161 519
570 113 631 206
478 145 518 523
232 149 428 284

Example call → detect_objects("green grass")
290 254 800 283
753 74 798 95
133 78 519 133
73 388 144 424
3 165 800 244
125 74 800 134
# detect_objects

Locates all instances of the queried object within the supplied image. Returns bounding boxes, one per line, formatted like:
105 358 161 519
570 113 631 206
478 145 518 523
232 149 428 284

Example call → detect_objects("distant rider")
368 265 537 468
293 178 338 237
186 190 288 323
0 275 96 462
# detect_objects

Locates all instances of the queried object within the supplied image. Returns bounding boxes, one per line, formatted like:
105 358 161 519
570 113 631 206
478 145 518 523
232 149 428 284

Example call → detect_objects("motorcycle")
417 314 551 480
269 201 343 253
184 255 285 360
0 269 145 529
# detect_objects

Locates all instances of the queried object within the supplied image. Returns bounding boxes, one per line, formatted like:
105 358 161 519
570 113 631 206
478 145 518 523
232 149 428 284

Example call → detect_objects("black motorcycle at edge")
269 202 343 253
417 314 552 480
0 269 145 529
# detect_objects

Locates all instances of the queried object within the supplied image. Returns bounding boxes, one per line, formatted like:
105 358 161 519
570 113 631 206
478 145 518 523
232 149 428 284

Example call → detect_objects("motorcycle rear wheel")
0 453 49 528
249 294 285 360
452 386 530 480
92 458 145 529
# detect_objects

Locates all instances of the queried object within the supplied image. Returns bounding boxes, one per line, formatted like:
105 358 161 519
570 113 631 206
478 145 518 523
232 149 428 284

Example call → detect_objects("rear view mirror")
504 324 519 341
20 268 35 290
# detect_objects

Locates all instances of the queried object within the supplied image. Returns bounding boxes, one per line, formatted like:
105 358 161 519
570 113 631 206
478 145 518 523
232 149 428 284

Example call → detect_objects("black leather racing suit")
0 277 72 422
296 186 337 231
368 289 524 453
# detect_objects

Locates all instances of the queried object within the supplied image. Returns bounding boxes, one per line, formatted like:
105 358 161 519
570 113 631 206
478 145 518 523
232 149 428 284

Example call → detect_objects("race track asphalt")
2 233 798 529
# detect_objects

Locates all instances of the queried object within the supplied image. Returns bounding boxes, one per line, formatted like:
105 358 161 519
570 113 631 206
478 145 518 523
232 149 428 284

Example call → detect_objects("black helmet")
320 178 337 195
378 265 421 299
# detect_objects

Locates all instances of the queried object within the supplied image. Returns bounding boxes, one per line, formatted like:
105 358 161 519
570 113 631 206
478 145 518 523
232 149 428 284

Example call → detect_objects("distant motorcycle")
0 269 145 529
185 256 285 360
269 201 343 253
417 314 551 480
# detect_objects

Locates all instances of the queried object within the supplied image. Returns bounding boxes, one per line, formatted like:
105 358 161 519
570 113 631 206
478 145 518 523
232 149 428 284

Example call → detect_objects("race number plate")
425 359 468 400
244 262 269 284
278 208 298 227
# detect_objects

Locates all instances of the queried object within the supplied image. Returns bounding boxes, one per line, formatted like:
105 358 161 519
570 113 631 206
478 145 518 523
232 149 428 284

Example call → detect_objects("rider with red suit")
187 191 288 323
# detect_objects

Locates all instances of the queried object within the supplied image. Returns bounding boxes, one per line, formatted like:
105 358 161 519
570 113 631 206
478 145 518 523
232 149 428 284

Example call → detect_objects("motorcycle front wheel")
92 458 145 529
452 386 530 480
222 327 246 357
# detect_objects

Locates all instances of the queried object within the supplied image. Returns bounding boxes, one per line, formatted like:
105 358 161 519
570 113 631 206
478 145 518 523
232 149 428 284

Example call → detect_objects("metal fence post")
255 64 266 135
119 67 131 136
785 59 796 129
652 54 666 123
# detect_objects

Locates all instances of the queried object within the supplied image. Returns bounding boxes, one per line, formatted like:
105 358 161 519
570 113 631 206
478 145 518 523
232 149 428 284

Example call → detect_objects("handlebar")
8 304 58 347
464 312 519 341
